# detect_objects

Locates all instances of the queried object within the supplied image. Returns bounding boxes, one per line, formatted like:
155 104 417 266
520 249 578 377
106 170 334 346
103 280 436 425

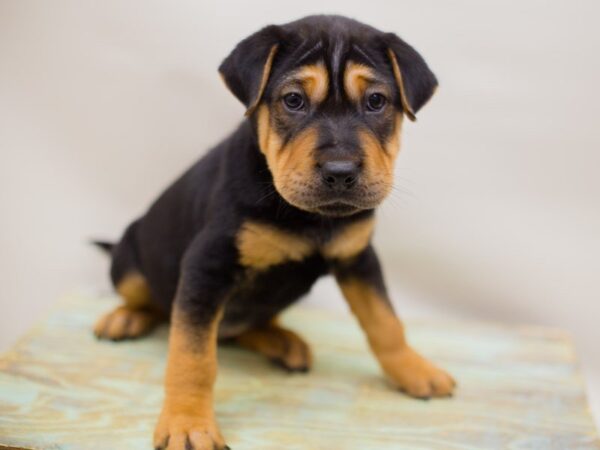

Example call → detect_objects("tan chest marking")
236 221 315 270
322 217 375 261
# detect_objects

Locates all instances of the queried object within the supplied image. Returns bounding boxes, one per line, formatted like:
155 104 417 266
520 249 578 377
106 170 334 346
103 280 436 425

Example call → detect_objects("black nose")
321 161 359 189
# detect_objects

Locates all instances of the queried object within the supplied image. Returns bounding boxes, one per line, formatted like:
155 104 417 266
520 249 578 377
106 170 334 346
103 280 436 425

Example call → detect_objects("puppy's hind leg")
94 222 163 341
233 320 313 372
94 272 162 341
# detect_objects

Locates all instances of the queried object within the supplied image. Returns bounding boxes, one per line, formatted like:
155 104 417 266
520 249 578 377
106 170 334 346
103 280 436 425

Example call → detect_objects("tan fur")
387 49 417 121
245 44 279 116
322 217 375 260
275 128 320 210
343 61 375 102
94 305 158 340
237 220 315 269
357 113 402 200
116 272 152 309
359 130 391 181
255 112 321 211
154 307 226 449
256 105 283 170
235 321 312 371
385 113 403 158
238 218 380 268
295 63 329 104
94 272 159 340
336 277 455 398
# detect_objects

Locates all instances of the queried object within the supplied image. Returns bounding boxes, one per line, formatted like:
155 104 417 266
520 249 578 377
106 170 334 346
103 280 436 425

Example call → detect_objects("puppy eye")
366 93 386 112
283 93 305 111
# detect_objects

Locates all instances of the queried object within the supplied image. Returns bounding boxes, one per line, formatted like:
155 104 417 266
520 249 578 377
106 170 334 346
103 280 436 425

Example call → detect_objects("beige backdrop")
1 0 599 426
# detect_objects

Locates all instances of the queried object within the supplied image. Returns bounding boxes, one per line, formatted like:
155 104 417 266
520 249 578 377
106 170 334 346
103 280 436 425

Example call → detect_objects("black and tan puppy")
94 15 455 450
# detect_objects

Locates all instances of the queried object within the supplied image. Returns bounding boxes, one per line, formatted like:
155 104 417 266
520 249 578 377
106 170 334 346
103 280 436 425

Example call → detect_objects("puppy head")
219 16 437 217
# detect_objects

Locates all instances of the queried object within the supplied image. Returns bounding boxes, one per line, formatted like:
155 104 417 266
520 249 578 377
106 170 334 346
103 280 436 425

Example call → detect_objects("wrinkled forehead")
268 38 397 103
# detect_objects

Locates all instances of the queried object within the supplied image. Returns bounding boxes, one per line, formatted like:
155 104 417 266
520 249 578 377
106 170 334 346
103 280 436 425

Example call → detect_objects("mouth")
277 183 386 217
314 201 362 217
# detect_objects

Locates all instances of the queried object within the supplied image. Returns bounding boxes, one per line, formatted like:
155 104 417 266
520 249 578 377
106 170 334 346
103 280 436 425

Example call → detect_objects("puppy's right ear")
219 25 283 116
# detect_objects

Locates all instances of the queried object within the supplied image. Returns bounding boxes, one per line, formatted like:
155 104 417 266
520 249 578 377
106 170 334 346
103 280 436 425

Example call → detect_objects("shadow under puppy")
94 14 455 450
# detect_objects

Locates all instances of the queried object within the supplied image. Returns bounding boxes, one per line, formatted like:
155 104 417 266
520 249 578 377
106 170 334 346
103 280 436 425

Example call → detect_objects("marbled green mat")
0 293 598 449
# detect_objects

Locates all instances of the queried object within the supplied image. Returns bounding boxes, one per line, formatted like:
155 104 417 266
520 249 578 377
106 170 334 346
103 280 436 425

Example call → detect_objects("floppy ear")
384 33 438 121
219 25 283 116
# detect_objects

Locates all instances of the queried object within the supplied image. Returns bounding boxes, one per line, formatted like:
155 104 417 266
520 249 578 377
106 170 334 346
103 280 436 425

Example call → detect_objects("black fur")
219 25 284 108
384 32 438 114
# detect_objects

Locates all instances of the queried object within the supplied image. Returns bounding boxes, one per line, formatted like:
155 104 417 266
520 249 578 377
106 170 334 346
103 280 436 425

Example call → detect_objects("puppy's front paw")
383 347 456 399
153 409 229 450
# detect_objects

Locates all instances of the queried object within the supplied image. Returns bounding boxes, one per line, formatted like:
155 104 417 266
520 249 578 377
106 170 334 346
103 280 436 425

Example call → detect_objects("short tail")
90 240 115 255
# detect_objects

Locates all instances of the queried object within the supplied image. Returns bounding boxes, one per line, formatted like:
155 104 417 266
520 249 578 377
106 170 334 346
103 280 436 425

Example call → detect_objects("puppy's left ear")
219 25 283 116
384 33 438 121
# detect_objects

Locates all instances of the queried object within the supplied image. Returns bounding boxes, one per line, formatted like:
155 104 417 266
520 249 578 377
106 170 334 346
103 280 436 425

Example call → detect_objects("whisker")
255 188 277 204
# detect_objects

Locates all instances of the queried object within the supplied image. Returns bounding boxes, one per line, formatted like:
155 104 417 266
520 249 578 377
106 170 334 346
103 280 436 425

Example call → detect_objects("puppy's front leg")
334 246 455 399
154 235 234 450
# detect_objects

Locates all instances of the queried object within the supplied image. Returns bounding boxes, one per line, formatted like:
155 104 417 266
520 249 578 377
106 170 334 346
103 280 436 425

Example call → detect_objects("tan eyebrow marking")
344 61 377 103
292 63 329 104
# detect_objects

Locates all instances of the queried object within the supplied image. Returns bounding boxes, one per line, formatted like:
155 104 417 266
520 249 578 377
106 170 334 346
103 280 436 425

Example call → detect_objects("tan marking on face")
356 113 403 201
335 277 455 397
295 63 329 104
258 65 325 203
344 61 376 102
385 113 403 158
361 129 393 191
154 306 225 448
245 44 279 116
322 217 375 260
237 220 315 270
274 127 319 209
256 105 281 164
116 272 152 309
256 108 320 210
